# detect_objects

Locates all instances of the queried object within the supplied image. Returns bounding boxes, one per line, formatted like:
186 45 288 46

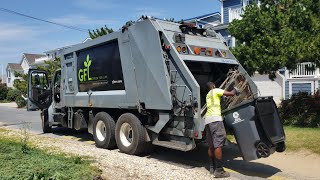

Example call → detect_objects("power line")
0 7 88 32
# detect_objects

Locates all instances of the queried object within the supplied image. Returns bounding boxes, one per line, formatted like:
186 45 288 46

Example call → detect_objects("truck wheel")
93 112 117 149
115 113 146 155
41 109 52 133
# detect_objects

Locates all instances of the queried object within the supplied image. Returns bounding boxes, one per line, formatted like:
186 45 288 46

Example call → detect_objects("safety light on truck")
206 48 213 56
221 51 227 57
176 46 181 53
194 131 199 138
181 46 187 53
215 50 222 57
194 47 200 55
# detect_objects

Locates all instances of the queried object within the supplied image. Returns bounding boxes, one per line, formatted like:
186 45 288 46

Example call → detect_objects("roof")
212 23 229 30
7 63 23 71
22 53 46 64
184 12 221 21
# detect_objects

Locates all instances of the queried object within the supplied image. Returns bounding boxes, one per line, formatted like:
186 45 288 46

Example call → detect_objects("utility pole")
1 64 3 83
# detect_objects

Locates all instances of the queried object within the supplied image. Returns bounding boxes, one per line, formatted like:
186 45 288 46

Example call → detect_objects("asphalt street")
0 105 42 133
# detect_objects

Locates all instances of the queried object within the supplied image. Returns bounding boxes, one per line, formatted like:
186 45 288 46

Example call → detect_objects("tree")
0 82 8 100
229 0 320 79
36 57 61 80
13 72 27 95
164 18 184 24
88 25 114 39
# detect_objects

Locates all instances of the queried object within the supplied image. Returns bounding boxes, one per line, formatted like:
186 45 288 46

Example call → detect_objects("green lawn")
284 126 320 155
227 126 320 155
0 138 101 180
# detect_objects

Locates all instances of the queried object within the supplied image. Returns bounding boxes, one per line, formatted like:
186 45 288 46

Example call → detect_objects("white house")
184 12 221 28
6 63 23 88
6 53 47 88
6 37 90 88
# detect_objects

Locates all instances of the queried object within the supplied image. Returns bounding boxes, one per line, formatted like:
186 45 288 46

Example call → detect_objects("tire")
41 109 52 133
115 113 146 155
93 112 117 149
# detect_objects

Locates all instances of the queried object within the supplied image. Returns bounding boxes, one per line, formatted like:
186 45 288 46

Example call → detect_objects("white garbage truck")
27 17 285 161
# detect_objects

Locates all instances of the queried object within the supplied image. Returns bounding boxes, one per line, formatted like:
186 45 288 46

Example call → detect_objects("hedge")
279 92 320 127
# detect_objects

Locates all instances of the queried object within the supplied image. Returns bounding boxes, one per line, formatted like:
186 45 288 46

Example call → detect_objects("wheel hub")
256 142 270 158
96 120 107 141
119 122 133 147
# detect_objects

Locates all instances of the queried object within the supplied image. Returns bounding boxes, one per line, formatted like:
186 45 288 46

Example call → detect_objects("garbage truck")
27 17 285 161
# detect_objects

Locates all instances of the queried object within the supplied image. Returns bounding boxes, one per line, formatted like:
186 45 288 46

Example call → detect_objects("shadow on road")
223 144 281 178
49 128 280 178
147 143 281 178
51 127 94 142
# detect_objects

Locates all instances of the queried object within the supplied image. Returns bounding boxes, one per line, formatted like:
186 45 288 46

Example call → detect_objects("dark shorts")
205 121 227 148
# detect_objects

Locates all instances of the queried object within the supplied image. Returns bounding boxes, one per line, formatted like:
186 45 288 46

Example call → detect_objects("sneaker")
209 158 215 174
213 168 230 178
209 167 215 174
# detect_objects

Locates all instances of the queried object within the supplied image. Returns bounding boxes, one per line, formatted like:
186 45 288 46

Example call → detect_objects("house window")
8 78 10 84
7 70 10 77
243 0 256 7
292 83 312 95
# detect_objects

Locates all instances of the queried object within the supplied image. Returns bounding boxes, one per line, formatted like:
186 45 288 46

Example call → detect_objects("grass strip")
0 137 101 180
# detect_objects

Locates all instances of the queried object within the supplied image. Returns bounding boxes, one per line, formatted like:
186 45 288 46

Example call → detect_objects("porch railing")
290 62 319 78
229 7 243 22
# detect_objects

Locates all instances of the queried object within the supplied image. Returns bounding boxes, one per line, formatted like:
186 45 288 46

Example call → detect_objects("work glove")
234 87 240 96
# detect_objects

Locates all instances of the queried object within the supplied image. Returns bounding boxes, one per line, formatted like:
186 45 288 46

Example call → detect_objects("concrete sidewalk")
0 102 17 108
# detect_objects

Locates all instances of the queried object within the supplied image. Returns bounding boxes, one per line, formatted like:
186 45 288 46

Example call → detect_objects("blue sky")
0 0 220 71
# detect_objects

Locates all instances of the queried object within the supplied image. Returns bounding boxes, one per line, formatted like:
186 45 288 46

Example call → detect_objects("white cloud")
0 23 40 41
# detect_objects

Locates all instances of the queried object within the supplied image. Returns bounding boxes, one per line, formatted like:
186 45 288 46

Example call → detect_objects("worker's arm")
223 87 240 97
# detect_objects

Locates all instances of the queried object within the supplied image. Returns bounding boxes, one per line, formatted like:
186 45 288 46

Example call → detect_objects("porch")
289 62 320 79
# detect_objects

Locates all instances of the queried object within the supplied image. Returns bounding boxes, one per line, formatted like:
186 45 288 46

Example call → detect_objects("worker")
205 82 240 178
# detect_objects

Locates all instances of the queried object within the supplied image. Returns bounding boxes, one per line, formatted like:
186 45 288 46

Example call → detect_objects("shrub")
7 89 21 101
15 96 27 108
0 83 8 100
279 92 320 127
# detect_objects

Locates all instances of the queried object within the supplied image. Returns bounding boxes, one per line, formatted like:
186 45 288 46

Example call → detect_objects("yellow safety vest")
205 88 224 117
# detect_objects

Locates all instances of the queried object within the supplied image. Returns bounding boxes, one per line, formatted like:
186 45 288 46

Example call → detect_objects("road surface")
0 104 319 180
0 104 42 133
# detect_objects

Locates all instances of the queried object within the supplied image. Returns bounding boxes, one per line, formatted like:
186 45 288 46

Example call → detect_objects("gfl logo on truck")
78 55 93 82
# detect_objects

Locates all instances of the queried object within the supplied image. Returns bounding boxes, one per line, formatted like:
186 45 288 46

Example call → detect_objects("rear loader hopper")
27 17 285 161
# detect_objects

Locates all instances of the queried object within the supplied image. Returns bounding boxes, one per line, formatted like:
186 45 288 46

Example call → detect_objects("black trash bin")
223 97 285 161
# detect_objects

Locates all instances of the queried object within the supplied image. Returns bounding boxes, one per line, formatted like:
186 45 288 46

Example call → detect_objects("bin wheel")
93 112 117 149
276 142 286 152
115 113 146 155
41 109 52 133
256 142 270 158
